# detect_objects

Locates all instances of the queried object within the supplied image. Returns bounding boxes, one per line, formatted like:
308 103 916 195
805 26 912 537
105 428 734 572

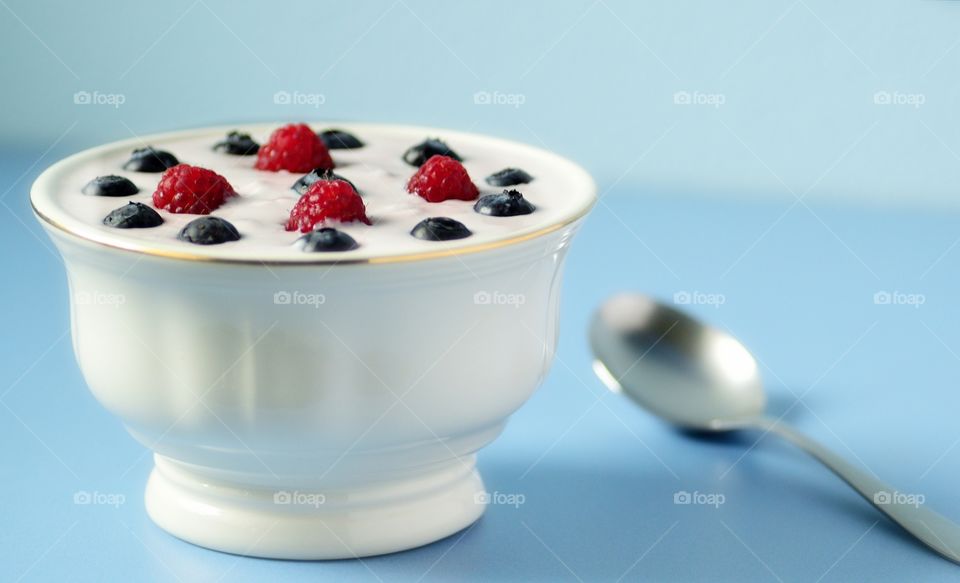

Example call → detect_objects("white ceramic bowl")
31 123 595 559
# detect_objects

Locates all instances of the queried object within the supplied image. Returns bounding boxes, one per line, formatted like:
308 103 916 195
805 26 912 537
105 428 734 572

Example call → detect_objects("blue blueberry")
82 175 139 197
410 217 472 241
102 202 163 228
292 169 357 195
403 138 462 167
473 190 535 217
214 131 259 156
318 129 364 150
485 167 533 187
296 227 358 252
123 147 179 172
177 217 240 245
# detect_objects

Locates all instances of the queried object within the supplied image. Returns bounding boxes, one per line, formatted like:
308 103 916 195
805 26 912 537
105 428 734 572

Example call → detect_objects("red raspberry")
285 179 370 232
255 123 334 173
406 155 479 203
152 164 237 214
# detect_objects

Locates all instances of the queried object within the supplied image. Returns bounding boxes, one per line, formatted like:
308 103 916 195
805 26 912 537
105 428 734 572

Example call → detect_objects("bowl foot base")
144 454 486 560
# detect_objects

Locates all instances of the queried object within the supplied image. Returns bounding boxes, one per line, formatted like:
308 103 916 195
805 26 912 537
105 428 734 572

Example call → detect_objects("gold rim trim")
31 200 594 266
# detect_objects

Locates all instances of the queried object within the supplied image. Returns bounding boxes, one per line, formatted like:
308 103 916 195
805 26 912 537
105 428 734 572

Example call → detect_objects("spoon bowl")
590 293 764 430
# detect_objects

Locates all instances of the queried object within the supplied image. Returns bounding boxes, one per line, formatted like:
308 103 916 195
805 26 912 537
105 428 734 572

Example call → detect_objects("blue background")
2 1 960 581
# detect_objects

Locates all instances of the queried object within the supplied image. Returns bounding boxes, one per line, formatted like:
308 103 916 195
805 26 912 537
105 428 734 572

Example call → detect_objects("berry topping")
286 179 370 232
178 217 241 245
403 138 462 167
485 167 533 187
406 155 479 203
214 131 259 156
292 168 357 195
82 175 139 197
296 227 359 252
255 123 334 173
123 147 179 173
474 189 536 217
102 202 163 229
318 129 364 150
410 217 472 241
152 164 237 215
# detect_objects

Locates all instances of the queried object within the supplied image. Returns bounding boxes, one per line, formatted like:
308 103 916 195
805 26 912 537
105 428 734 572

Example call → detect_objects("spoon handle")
754 416 960 564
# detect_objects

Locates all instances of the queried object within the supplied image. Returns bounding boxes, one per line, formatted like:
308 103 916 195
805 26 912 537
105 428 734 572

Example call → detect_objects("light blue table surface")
2 143 960 582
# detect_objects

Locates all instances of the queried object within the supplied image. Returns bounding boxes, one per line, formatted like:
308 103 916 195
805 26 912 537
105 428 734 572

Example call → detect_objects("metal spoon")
589 292 960 564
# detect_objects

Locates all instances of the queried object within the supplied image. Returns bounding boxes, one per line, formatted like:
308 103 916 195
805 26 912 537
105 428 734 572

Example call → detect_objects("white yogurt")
31 123 596 262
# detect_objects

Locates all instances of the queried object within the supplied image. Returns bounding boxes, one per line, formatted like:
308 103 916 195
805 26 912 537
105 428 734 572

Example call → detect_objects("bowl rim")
31 122 597 266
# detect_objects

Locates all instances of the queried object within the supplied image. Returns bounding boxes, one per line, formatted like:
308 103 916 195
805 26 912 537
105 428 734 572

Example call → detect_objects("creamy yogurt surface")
31 123 596 262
